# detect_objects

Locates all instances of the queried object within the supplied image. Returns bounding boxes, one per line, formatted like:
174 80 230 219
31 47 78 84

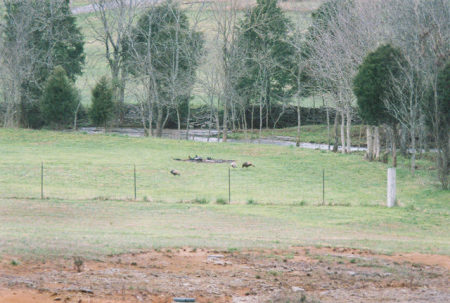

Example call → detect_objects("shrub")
247 199 257 205
216 197 227 205
193 197 208 204
90 76 115 129
40 66 79 128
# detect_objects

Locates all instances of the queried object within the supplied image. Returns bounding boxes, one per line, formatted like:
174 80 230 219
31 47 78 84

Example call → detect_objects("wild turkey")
170 169 181 176
230 161 237 168
242 161 254 168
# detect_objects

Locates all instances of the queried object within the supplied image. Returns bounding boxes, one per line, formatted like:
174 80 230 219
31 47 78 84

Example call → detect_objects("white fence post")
387 168 396 207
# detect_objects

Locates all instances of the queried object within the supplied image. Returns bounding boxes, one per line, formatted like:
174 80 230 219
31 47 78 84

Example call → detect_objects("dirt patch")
1 247 449 302
385 253 450 270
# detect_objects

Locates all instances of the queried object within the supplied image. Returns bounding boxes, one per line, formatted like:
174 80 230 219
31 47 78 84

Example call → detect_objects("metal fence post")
41 162 44 199
228 167 231 204
134 164 137 201
322 169 325 205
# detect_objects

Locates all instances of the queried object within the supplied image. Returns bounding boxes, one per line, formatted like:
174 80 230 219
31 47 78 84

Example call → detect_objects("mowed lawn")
0 129 448 257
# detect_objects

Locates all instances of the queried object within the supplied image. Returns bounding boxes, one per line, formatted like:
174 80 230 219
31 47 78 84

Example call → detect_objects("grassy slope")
0 129 448 257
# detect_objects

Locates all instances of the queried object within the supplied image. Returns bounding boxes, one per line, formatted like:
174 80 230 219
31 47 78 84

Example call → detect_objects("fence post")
387 167 396 207
134 164 137 201
322 169 325 205
228 167 231 204
41 162 44 199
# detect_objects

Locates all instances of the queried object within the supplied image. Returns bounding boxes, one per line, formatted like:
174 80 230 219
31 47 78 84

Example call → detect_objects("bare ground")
0 247 448 303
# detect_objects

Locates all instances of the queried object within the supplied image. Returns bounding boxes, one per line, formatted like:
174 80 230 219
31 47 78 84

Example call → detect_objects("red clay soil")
0 247 449 303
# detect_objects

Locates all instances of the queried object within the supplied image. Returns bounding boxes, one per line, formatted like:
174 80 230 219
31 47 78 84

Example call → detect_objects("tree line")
0 0 448 188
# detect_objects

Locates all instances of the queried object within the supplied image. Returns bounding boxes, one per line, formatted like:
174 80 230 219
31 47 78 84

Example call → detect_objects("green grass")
0 128 446 210
0 129 448 258
228 124 368 146
0 198 448 258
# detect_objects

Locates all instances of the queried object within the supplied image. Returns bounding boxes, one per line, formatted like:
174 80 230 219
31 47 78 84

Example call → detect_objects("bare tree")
306 0 386 153
385 0 449 178
89 0 144 123
0 1 35 127
210 0 241 142
125 0 203 138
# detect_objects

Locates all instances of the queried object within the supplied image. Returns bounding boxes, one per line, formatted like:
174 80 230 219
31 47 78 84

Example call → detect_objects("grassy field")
0 198 448 258
228 124 368 146
0 129 448 258
0 129 446 208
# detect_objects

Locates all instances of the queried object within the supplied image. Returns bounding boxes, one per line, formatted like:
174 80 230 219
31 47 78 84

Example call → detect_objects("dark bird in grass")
242 161 254 168
170 169 181 176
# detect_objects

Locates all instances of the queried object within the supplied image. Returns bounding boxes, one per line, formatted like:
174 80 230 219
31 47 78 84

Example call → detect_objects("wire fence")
0 161 386 206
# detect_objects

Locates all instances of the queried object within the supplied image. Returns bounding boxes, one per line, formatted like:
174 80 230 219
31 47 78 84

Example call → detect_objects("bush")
247 199 257 205
90 76 115 128
193 197 208 204
40 66 79 128
216 197 227 204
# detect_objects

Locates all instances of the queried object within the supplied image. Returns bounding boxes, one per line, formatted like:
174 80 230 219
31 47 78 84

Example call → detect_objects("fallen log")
173 157 234 164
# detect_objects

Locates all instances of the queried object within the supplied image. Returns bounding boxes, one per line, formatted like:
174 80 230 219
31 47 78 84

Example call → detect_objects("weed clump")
216 197 227 205
193 197 209 204
247 199 257 205
73 256 83 272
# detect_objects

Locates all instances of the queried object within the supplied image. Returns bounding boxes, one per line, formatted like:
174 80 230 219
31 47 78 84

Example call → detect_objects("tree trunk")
215 97 221 141
400 125 407 156
366 126 373 161
296 102 301 147
346 109 351 153
392 124 398 168
251 105 254 132
340 111 346 154
333 111 339 153
156 105 164 137
326 103 330 151
242 108 248 139
176 108 181 140
259 101 263 140
185 98 191 140
148 103 153 137
74 101 81 130
222 97 228 142
374 126 380 160
358 125 363 149
410 127 416 175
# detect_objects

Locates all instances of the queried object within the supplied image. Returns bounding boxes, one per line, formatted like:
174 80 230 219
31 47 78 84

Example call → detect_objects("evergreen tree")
3 0 85 127
234 0 294 128
90 77 115 129
40 66 79 128
353 44 404 126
